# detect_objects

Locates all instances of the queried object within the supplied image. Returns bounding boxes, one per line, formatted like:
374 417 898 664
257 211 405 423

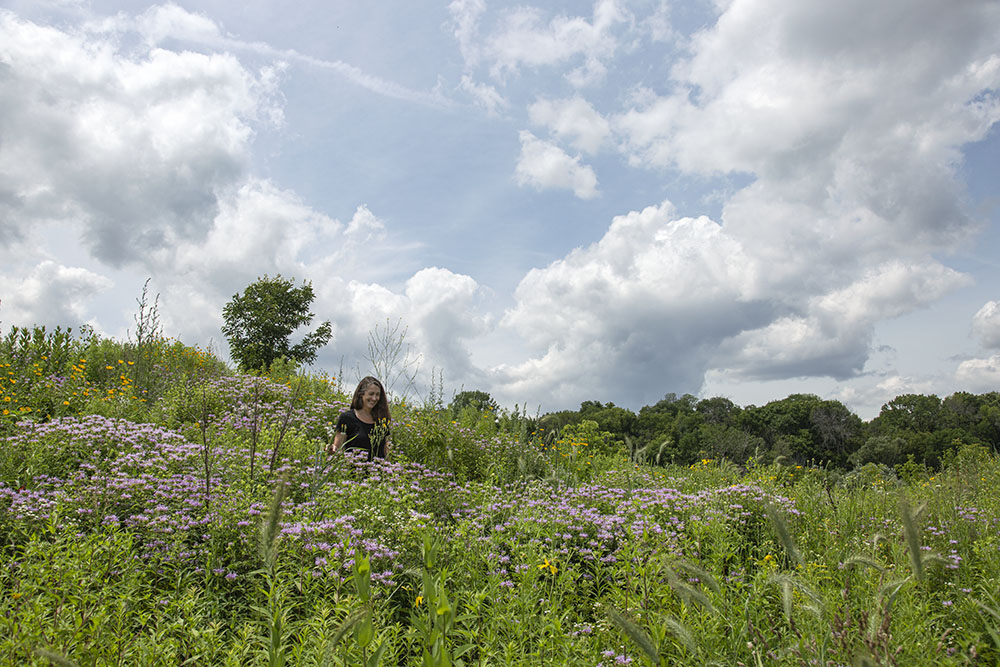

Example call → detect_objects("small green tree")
450 390 499 416
221 275 332 372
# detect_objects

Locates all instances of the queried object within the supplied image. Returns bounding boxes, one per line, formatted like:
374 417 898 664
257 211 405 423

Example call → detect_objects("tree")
450 390 499 416
809 399 864 467
696 396 741 426
221 275 332 372
579 401 637 445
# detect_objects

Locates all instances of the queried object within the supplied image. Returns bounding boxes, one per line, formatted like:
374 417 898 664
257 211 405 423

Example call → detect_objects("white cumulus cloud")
495 201 764 406
716 261 972 380
972 301 1000 349
0 261 113 330
0 9 280 266
955 355 1000 393
458 0 629 86
528 96 610 154
514 131 599 199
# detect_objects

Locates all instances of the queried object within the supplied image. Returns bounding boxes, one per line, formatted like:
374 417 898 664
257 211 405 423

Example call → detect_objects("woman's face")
362 385 381 410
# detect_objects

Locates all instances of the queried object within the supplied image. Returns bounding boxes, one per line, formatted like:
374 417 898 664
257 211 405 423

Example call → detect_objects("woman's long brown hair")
351 376 391 422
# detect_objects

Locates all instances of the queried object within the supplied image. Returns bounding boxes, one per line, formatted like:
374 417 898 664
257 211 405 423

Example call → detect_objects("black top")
335 410 388 460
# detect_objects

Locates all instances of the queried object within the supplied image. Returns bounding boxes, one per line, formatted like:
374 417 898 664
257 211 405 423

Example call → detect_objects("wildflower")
415 595 423 607
538 557 557 575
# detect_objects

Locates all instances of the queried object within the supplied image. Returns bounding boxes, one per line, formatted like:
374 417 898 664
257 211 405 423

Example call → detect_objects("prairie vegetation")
1 325 998 665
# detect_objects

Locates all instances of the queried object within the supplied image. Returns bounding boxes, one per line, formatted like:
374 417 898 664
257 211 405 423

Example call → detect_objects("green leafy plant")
222 275 332 372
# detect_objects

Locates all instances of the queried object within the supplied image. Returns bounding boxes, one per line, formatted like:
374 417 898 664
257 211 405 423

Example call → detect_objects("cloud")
135 1 222 44
495 201 767 406
137 3 454 108
0 261 112 330
0 9 278 266
460 75 509 115
310 267 489 397
404 268 489 379
716 261 972 381
612 0 1000 261
494 195 973 407
448 0 486 70
483 0 995 404
455 0 629 86
638 0 678 43
972 301 1000 349
528 96 610 154
514 131 599 199
955 355 1000 393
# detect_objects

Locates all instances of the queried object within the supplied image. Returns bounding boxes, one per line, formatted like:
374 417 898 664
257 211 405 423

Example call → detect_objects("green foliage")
560 419 616 456
449 389 498 417
851 434 905 468
6 318 1000 665
221 275 332 372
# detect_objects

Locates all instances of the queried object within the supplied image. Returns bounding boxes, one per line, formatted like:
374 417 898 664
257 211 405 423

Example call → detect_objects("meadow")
1 326 999 666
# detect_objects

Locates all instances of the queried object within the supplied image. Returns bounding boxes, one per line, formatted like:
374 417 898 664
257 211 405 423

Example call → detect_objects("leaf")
367 641 387 667
453 644 477 659
879 580 908 610
354 615 374 649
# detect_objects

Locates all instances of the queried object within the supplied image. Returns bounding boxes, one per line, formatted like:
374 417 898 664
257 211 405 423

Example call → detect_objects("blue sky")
1 0 998 418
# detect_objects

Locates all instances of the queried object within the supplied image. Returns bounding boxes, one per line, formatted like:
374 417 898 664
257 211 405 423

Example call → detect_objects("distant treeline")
452 390 1000 471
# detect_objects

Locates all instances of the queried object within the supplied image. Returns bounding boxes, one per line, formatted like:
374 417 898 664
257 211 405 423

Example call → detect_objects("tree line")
452 390 1000 471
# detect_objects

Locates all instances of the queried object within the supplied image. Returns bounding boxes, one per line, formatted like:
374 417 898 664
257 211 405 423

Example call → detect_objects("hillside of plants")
2 323 1000 666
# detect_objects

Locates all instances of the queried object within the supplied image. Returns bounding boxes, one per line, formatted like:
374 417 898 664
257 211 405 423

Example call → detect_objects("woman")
329 376 391 460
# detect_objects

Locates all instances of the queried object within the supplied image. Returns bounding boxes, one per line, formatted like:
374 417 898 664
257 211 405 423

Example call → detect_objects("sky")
1 0 999 419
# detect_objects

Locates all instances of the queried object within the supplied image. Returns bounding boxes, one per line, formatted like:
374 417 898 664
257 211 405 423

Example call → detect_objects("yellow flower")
415 595 423 607
538 558 557 575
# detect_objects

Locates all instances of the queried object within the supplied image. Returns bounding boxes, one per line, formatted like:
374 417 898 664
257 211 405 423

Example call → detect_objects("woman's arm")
329 431 346 454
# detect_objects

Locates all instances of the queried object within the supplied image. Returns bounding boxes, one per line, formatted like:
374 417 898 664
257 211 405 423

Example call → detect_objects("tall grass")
1 329 999 664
